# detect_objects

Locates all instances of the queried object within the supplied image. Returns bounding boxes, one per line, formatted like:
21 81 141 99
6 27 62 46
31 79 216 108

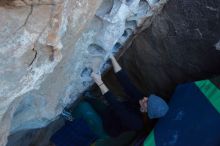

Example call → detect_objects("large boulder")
120 0 220 99
0 0 102 145
0 0 168 145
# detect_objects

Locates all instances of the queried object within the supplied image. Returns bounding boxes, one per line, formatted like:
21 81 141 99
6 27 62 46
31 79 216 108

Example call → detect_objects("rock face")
120 0 220 99
0 0 168 145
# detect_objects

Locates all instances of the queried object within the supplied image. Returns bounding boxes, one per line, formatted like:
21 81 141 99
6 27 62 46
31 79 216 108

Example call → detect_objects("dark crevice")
28 48 37 67
87 44 106 56
112 42 122 52
81 67 93 78
22 5 33 27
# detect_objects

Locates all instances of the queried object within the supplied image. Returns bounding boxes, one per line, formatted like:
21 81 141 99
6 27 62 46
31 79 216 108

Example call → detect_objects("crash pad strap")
195 79 220 113
143 130 156 146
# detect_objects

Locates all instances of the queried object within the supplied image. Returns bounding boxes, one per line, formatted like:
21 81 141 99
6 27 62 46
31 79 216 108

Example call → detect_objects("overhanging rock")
0 0 168 145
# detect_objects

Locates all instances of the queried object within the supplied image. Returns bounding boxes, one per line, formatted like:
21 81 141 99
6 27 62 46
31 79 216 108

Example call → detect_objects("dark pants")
88 70 145 137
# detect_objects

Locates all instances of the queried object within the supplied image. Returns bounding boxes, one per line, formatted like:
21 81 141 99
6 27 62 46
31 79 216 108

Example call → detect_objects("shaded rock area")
111 0 220 100
7 118 65 146
3 0 220 145
6 0 220 145
0 0 102 145
0 0 168 145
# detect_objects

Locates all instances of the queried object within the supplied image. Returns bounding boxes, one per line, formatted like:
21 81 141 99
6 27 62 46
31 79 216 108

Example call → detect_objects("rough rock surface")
119 0 220 99
0 0 101 145
4 0 220 145
0 0 168 145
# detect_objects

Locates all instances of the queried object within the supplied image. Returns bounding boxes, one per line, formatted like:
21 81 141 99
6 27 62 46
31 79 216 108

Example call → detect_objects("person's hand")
139 97 148 113
91 72 103 86
109 54 122 72
109 54 114 60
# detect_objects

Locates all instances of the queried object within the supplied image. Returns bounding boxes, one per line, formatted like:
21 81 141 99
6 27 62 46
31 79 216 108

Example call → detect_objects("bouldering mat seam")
143 130 156 146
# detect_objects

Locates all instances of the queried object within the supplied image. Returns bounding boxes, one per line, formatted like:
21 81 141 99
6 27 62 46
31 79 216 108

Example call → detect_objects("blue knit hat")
147 94 169 119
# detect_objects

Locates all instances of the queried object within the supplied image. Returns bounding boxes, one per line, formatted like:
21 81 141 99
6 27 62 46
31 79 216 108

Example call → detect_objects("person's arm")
109 55 144 102
91 72 109 95
91 72 144 131
109 54 122 73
